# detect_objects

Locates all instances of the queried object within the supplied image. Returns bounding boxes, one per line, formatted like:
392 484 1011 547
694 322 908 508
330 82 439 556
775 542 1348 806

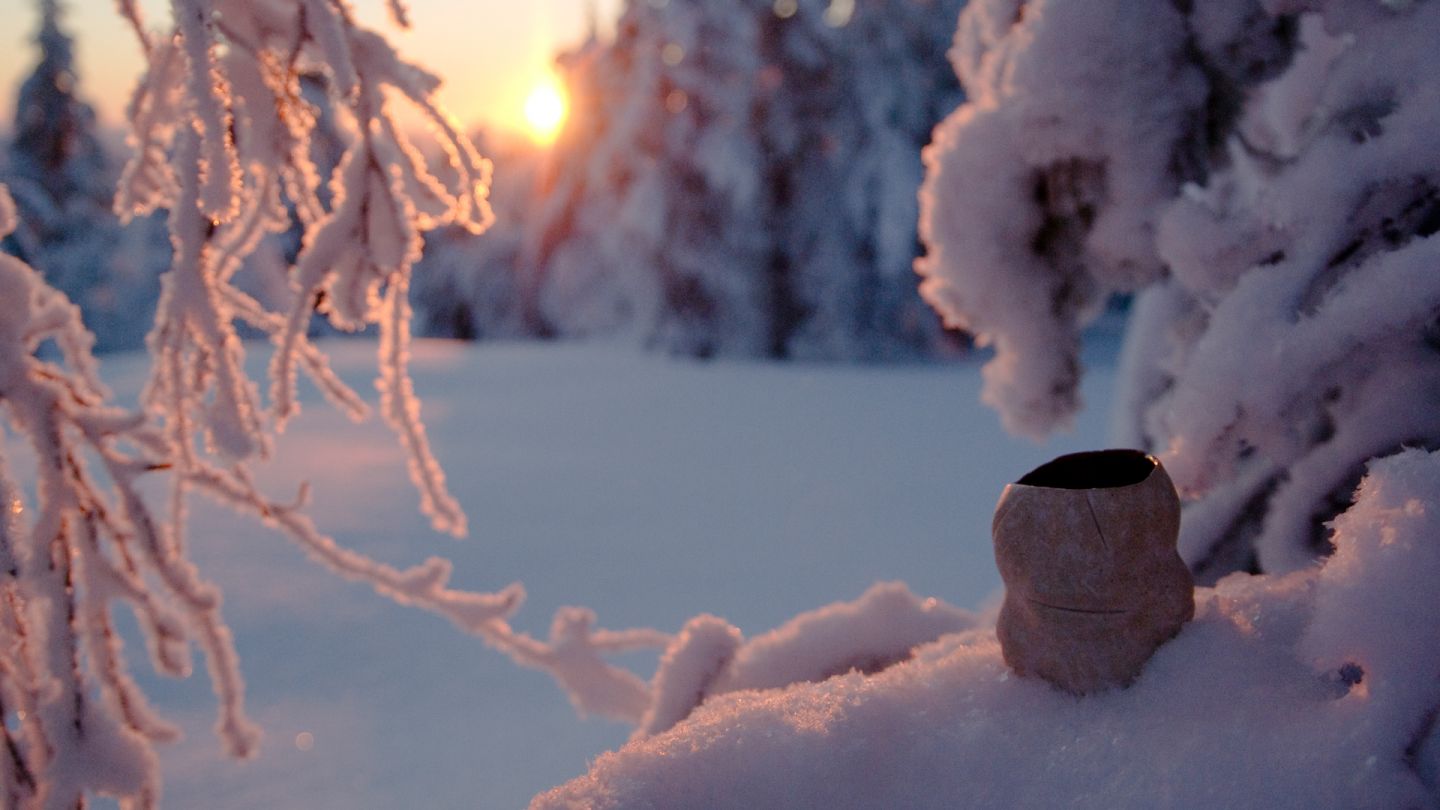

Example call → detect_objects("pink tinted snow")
634 582 975 738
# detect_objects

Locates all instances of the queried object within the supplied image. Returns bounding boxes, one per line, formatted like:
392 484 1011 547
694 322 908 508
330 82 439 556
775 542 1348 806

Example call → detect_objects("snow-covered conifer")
623 0 965 359
761 0 966 360
8 0 109 217
5 0 165 355
521 0 772 355
918 0 1438 579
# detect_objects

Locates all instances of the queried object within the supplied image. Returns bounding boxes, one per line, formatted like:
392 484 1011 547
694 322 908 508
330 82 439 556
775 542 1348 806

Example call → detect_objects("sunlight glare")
523 79 568 144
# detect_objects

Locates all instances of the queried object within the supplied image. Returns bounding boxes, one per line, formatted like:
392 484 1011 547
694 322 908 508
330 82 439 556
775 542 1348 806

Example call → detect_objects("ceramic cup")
992 449 1194 694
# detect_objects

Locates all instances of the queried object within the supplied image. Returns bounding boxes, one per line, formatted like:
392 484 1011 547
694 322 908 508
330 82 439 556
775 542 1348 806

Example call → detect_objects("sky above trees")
0 0 621 135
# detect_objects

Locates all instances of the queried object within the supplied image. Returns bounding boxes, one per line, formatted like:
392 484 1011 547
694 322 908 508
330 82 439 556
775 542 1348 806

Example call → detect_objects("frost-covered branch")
0 185 206 807
0 0 675 803
119 0 493 536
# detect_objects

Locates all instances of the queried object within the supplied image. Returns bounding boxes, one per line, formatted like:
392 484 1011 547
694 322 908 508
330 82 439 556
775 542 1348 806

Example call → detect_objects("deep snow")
537 447 1440 809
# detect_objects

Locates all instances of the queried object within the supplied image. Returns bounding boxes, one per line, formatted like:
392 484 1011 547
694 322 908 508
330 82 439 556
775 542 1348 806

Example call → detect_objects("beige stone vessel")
992 449 1194 695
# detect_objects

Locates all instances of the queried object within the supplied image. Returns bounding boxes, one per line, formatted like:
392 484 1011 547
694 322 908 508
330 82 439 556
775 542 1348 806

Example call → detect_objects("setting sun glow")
523 79 568 144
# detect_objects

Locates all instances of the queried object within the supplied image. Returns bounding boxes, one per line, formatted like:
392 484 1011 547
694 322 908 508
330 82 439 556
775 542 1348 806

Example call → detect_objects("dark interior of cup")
1017 449 1155 490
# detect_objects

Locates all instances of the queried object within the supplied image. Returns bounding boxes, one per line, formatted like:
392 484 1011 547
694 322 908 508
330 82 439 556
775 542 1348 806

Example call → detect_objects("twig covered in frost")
0 0 675 803
0 184 213 807
636 616 742 738
120 0 493 535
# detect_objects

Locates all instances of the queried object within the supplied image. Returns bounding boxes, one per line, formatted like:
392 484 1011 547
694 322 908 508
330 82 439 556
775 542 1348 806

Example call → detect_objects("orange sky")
0 0 619 137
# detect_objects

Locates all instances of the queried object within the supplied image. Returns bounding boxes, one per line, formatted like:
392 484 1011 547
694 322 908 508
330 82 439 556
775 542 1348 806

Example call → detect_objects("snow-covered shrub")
918 0 1440 580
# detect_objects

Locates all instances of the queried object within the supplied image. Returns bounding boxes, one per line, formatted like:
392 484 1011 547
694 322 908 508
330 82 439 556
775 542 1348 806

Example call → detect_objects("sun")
522 79 568 145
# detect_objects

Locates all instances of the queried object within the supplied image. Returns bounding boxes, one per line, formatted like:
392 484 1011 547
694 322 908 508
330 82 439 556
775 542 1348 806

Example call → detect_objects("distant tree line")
413 0 969 361
4 0 969 362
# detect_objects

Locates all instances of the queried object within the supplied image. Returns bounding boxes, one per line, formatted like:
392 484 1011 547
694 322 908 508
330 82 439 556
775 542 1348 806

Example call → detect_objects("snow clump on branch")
919 0 1440 580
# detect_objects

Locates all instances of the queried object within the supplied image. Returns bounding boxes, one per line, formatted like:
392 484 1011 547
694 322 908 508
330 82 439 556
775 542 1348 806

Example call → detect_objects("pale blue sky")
0 0 621 136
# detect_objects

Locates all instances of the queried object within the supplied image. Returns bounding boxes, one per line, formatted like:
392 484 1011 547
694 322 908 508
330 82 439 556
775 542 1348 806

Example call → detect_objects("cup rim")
1015 449 1158 491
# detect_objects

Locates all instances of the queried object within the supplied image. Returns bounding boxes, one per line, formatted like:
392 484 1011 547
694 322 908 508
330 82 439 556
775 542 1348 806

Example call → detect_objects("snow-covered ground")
71 329 1119 808
536 446 1440 810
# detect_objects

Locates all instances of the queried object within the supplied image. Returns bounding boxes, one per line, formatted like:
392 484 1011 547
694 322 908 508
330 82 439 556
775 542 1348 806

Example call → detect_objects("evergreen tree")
518 0 771 355
757 0 966 360
9 0 109 217
5 0 164 352
610 0 966 360
917 0 1440 582
618 0 772 357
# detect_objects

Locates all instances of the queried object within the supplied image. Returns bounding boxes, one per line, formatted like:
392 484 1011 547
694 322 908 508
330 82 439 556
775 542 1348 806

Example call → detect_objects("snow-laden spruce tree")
5 0 166 354
518 0 774 355
917 0 1440 581
7 0 109 218
757 0 966 360
626 0 965 360
628 0 775 357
